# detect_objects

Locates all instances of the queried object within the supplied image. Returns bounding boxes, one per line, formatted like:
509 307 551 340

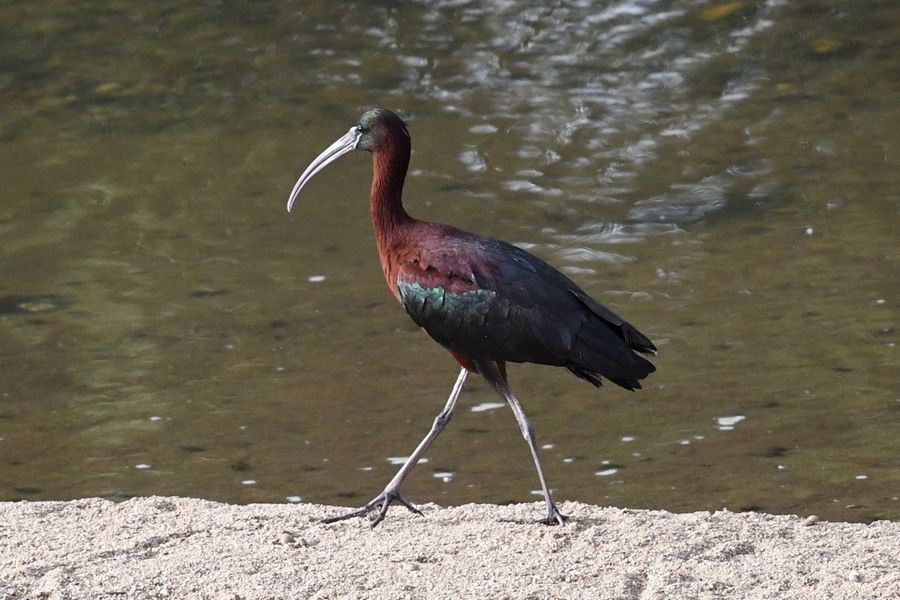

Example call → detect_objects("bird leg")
472 359 569 526
322 366 469 527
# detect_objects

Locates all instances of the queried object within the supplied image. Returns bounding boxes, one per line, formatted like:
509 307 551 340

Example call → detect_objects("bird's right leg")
472 359 568 526
322 366 469 527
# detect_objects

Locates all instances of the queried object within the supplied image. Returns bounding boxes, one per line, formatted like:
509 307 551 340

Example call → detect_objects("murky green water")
1 1 897 523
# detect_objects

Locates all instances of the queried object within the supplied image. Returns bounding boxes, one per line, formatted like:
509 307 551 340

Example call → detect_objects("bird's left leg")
472 359 568 525
322 366 469 527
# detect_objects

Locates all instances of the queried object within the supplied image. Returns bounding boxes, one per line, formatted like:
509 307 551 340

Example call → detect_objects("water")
1 0 897 523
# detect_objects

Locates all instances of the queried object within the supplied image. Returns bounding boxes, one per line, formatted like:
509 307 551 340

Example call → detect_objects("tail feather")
566 316 656 391
621 322 657 355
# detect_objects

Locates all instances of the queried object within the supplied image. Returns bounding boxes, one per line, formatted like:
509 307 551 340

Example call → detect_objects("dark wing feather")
396 225 655 390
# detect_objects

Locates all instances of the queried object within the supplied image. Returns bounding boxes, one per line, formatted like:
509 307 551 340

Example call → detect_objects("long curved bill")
286 127 362 212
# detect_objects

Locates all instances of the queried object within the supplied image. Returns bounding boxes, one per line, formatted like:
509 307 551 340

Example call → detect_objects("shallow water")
1 1 897 522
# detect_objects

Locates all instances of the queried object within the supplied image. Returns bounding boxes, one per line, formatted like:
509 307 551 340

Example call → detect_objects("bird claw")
539 504 569 526
322 488 423 527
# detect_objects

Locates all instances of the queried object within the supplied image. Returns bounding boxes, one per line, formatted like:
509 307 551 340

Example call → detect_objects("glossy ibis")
287 108 656 526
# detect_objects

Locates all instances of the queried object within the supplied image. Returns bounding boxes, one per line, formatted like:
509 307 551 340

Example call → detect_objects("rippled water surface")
1 1 898 522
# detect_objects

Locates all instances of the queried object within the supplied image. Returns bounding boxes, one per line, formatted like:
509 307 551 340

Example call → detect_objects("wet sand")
1 497 898 599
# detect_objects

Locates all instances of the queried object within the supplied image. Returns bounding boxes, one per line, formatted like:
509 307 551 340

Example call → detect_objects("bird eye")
355 125 368 134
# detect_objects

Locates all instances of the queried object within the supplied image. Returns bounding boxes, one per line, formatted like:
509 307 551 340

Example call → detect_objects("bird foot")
322 488 423 527
539 504 569 526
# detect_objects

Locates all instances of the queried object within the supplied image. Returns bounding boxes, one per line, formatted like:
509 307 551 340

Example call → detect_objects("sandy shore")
1 497 898 599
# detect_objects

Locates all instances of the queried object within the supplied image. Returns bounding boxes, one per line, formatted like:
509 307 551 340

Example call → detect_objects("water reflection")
0 0 897 522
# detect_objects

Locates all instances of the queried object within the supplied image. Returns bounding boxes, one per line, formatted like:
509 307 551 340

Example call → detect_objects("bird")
286 108 656 526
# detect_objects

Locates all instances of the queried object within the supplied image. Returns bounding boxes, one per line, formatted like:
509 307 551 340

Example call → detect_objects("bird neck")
370 141 413 250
